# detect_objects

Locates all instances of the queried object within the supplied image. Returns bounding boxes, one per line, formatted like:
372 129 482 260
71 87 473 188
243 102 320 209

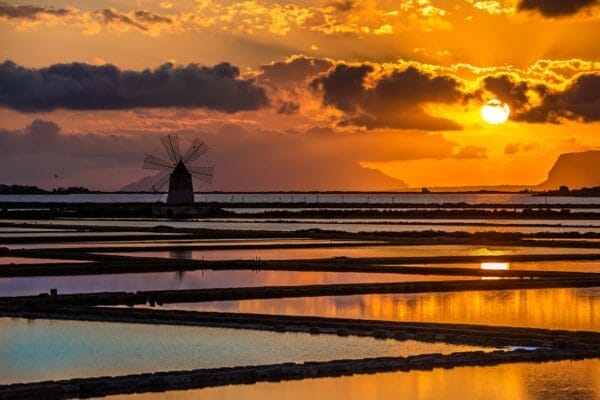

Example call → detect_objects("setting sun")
481 99 510 125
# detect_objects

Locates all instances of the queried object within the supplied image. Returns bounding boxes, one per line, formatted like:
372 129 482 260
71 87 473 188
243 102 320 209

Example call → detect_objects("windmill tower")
142 135 213 206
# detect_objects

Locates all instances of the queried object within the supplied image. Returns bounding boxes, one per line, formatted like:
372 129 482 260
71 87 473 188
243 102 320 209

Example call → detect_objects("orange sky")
0 0 599 190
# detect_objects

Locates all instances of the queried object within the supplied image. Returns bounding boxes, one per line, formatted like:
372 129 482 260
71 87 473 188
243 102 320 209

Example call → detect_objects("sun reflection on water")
481 262 510 270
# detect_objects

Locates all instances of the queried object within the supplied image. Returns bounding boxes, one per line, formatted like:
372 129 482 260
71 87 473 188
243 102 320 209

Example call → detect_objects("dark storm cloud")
0 3 71 19
0 60 269 113
311 64 464 130
519 73 600 122
518 0 598 16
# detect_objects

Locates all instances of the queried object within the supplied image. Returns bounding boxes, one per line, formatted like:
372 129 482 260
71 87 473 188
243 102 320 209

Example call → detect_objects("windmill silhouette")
143 134 213 205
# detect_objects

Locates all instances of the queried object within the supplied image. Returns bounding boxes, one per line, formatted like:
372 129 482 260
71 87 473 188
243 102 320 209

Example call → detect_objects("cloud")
97 8 148 31
478 70 600 123
0 0 453 37
0 60 269 113
504 143 521 155
0 3 71 20
259 55 334 87
277 101 300 115
481 74 534 108
311 63 465 130
310 64 374 112
454 145 487 159
515 73 600 123
518 0 598 16
0 3 176 36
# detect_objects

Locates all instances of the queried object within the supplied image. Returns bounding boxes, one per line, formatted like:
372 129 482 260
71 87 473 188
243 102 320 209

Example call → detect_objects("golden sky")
0 0 599 190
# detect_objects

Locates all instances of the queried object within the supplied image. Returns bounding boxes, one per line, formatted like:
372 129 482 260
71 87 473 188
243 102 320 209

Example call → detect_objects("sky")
0 0 599 191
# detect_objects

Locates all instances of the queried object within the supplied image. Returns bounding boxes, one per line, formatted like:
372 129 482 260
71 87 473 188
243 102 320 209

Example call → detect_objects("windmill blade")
143 154 174 171
189 166 214 184
150 174 170 192
161 134 181 163
182 138 209 164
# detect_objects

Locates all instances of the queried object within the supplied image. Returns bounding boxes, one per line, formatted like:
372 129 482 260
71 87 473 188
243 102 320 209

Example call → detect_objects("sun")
481 99 510 125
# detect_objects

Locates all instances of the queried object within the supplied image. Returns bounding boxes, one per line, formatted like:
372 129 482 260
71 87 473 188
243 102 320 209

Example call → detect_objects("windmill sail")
142 134 214 203
151 174 171 192
188 166 214 184
161 134 181 163
182 138 209 164
143 154 174 171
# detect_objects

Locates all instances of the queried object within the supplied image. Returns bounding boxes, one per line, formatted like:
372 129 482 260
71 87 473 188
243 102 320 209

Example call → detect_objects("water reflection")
393 260 600 273
0 318 486 385
167 288 600 331
108 360 600 400
169 249 192 260
0 270 477 297
0 257 88 265
108 245 600 262
481 262 510 270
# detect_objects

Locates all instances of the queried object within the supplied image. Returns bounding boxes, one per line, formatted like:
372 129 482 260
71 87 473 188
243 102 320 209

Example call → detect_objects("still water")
104 245 600 261
5 218 600 235
1 193 600 205
408 260 600 273
0 271 478 297
0 318 487 384
158 287 600 331
105 359 600 400
6 238 364 250
0 257 88 265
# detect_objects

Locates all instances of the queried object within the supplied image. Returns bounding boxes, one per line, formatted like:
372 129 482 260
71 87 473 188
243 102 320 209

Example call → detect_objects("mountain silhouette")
537 150 600 190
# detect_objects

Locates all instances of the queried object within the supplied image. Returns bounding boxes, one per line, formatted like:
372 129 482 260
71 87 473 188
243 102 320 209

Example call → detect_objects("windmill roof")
173 160 190 174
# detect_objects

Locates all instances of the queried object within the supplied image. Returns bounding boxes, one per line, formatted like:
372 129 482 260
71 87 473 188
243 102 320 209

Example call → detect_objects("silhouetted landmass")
51 186 92 194
0 184 46 194
541 186 600 197
537 150 600 190
0 184 93 194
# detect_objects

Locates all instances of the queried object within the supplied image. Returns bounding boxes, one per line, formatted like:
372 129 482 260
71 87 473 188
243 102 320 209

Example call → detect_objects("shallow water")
0 231 182 239
0 271 478 297
1 192 600 205
7 238 365 250
105 359 600 400
105 244 600 261
404 260 600 273
159 287 600 331
0 318 487 384
4 218 600 234
0 257 88 265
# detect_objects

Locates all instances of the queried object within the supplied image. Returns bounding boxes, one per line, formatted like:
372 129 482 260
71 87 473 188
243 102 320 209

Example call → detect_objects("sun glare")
481 99 510 125
481 262 510 270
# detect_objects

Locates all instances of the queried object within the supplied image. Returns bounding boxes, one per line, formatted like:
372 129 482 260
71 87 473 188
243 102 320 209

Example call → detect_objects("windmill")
142 134 213 206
